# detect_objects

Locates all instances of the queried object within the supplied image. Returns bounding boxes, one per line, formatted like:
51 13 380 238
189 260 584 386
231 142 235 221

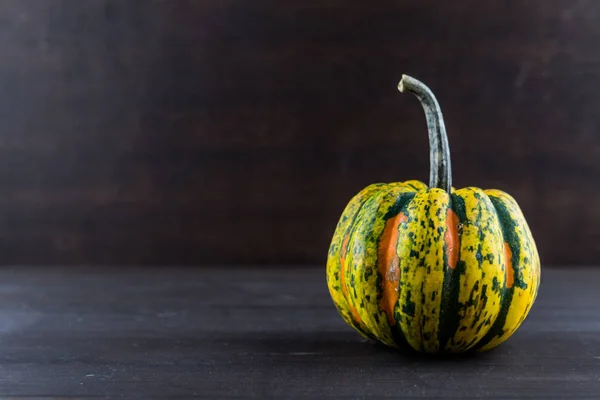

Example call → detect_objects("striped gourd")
326 75 540 354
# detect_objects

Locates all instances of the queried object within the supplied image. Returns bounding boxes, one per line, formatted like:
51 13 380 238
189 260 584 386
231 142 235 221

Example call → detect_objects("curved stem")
398 74 452 192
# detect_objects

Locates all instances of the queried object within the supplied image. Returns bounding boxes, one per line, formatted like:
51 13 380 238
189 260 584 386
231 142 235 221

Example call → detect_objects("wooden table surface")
0 266 598 399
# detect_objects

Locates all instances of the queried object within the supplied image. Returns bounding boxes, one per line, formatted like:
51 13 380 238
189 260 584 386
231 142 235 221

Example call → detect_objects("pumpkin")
326 75 540 354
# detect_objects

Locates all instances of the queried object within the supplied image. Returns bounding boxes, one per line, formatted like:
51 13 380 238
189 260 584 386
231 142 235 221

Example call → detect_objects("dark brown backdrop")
0 0 597 265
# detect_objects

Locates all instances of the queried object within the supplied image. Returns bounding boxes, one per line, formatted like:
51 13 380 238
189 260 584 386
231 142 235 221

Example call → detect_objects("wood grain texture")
0 0 598 264
0 265 598 398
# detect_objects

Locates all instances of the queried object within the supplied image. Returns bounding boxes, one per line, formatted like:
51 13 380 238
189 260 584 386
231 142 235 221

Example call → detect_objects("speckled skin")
326 180 540 354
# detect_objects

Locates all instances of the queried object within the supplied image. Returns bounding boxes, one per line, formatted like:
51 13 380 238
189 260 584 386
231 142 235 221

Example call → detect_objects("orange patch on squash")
445 209 459 270
377 212 408 326
504 243 514 289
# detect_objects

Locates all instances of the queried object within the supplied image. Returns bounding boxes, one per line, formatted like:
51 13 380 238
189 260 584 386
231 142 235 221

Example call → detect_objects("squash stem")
398 75 452 192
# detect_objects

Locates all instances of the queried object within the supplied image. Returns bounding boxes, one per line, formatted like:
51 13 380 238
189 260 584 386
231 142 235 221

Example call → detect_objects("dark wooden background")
0 0 597 266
